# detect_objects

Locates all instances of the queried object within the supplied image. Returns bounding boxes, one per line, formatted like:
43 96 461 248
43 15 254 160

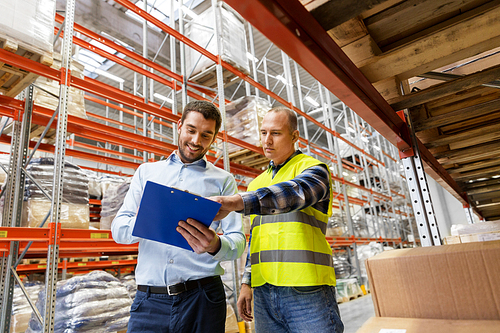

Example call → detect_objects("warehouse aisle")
339 295 375 333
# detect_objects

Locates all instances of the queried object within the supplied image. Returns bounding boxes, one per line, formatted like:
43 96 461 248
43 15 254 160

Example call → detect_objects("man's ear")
177 120 182 136
291 130 299 143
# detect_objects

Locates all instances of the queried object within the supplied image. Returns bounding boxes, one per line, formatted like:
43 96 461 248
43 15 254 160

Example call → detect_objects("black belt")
137 276 218 296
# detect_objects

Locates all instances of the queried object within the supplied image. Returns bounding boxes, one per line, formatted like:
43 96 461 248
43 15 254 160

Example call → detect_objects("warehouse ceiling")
293 0 500 220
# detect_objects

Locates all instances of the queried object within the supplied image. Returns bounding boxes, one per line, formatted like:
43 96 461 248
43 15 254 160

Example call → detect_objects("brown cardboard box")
356 317 500 333
443 235 461 244
460 230 500 243
366 241 500 320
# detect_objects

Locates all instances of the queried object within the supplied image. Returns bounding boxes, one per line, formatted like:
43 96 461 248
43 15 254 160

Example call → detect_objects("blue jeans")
253 283 344 333
127 277 226 333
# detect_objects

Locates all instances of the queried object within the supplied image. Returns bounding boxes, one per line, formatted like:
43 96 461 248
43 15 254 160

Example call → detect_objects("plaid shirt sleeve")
239 164 331 216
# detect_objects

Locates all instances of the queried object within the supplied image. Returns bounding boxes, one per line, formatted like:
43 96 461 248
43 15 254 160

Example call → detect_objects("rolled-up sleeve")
111 165 144 244
212 177 246 261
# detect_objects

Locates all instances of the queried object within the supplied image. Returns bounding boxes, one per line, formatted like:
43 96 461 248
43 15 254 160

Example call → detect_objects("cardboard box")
356 317 500 333
366 241 500 320
443 235 461 244
460 230 500 243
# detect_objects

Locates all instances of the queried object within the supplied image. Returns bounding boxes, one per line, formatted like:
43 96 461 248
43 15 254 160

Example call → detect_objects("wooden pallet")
229 148 269 170
1 118 58 145
190 64 241 89
0 37 53 97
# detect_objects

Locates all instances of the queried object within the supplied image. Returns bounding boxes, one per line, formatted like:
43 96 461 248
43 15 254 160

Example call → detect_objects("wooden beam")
440 110 500 133
467 183 500 195
424 122 500 148
453 165 500 181
389 64 500 111
310 0 391 31
365 0 494 48
446 157 500 174
471 190 500 201
462 177 500 190
359 3 500 83
474 196 500 206
436 141 500 165
413 98 500 131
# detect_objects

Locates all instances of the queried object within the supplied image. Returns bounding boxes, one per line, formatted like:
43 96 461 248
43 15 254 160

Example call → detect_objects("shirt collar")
167 150 208 168
269 150 302 177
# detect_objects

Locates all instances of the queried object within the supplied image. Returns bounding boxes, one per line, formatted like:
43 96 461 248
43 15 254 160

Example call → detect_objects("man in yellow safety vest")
212 106 344 332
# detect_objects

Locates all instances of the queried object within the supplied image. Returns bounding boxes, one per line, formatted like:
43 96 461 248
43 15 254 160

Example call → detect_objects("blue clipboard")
132 181 222 251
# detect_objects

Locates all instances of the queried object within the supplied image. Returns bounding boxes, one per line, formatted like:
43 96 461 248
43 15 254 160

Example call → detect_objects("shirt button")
169 259 174 264
179 178 183 181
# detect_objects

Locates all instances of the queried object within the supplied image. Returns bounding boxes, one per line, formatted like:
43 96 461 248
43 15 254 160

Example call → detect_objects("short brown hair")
181 100 222 135
268 106 298 133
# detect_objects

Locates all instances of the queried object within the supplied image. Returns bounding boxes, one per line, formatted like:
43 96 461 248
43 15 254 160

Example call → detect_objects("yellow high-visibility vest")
248 153 336 287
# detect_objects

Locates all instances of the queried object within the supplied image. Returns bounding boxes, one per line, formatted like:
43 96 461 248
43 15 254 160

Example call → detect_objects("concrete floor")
338 294 375 333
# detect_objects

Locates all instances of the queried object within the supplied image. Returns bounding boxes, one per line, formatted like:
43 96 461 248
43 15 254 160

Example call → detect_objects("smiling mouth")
187 144 201 152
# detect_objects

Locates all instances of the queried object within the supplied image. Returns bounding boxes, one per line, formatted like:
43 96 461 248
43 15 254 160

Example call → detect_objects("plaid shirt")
239 151 331 285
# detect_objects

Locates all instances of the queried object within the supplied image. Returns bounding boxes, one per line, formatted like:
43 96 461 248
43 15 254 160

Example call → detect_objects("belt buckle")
167 282 187 296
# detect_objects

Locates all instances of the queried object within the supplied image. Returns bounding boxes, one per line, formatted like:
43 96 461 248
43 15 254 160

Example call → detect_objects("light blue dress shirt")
112 152 245 286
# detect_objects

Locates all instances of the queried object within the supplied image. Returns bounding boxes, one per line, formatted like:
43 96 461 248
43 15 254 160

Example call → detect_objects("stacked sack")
22 158 89 229
119 274 137 300
26 271 131 333
11 282 44 333
100 179 131 230
217 96 271 154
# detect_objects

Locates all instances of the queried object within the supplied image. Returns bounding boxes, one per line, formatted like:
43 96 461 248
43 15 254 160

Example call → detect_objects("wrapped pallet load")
0 0 55 97
100 178 131 230
11 282 44 333
33 53 87 119
23 157 90 229
185 2 249 83
26 271 131 333
217 96 272 155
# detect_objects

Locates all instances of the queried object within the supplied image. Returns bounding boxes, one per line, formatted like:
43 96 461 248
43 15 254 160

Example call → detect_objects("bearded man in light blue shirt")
112 100 245 333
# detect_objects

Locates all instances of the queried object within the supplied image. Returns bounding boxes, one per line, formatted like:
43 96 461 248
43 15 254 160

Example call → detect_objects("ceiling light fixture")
153 93 173 104
94 68 124 83
305 96 319 107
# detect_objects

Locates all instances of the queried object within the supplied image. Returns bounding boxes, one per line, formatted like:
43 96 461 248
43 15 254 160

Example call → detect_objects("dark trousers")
127 277 226 333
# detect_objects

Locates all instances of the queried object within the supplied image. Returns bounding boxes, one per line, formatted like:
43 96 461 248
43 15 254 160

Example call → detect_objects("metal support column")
44 0 76 331
399 111 441 247
0 86 34 331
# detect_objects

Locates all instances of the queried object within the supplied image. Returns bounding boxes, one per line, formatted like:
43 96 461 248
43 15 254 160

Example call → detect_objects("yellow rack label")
38 265 46 269
0 231 7 238
90 233 109 239
78 263 87 266
112 261 119 265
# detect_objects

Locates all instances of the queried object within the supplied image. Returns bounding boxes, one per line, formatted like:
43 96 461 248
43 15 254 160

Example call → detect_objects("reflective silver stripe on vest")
250 211 327 234
251 250 334 267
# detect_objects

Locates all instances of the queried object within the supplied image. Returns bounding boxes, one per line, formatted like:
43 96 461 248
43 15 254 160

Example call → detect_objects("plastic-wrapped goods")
225 303 239 333
352 215 369 238
0 154 10 186
326 213 347 237
33 53 87 119
185 2 249 77
26 271 132 333
0 0 55 58
100 179 131 230
119 274 136 300
82 169 101 199
22 158 90 229
332 253 351 279
356 241 384 277
336 278 363 302
99 175 128 198
217 96 272 155
11 282 44 333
